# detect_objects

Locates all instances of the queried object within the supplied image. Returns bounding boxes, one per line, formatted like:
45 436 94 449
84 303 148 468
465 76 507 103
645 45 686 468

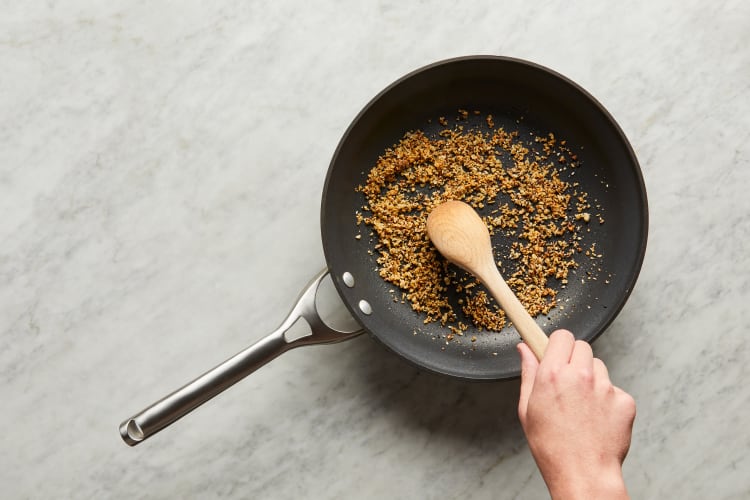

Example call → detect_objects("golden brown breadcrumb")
356 114 596 336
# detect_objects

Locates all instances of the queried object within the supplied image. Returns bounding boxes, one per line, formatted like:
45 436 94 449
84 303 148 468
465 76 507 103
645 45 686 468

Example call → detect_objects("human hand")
517 330 636 500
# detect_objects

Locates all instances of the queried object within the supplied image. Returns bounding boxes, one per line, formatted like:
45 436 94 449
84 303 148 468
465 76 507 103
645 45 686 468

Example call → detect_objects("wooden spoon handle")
481 267 549 360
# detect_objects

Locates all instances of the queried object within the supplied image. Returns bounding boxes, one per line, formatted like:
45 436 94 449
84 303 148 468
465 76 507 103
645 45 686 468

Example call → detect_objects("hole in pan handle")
118 270 363 446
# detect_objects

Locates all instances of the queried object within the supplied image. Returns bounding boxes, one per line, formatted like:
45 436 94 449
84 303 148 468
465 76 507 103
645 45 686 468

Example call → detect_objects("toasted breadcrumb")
356 114 597 336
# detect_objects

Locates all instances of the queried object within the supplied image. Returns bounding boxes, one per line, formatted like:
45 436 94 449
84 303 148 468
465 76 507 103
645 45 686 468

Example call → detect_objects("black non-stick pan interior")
321 56 647 380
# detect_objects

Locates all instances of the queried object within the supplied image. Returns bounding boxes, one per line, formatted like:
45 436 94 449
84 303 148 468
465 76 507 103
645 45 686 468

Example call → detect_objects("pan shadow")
312 306 640 456
323 333 528 454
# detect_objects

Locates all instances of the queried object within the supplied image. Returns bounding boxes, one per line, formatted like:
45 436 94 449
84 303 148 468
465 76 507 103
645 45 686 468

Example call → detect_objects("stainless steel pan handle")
119 270 363 446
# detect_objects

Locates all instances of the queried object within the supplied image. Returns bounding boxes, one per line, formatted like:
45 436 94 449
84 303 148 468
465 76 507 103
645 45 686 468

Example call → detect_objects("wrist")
545 463 628 500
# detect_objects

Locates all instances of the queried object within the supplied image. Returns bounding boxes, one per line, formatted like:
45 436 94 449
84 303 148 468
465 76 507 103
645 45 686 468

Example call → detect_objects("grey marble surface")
2 1 749 498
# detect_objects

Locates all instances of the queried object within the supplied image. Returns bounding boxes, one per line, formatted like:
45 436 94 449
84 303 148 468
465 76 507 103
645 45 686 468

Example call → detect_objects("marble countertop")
2 1 749 498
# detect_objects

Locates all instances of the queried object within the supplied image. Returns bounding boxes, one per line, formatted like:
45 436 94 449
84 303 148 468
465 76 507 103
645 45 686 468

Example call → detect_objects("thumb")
517 342 539 423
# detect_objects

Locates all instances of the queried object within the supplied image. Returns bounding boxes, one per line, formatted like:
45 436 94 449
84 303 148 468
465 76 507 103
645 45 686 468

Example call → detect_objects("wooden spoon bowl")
426 200 549 360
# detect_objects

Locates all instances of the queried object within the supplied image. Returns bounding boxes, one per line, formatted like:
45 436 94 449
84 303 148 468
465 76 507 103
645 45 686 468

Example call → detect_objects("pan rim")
320 55 649 380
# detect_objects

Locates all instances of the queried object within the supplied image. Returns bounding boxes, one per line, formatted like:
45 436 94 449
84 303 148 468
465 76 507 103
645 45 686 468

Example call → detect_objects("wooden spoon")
426 200 548 360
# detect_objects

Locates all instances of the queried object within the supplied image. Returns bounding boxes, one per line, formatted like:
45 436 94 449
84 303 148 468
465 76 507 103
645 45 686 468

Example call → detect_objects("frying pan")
120 56 648 445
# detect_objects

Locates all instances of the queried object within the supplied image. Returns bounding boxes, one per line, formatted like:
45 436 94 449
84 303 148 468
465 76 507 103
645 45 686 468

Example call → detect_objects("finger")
540 329 575 367
517 342 539 422
614 387 637 423
593 357 610 382
569 339 594 369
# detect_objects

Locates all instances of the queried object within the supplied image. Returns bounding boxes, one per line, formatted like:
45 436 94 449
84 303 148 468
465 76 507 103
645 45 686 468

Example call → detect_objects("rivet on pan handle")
118 270 363 446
